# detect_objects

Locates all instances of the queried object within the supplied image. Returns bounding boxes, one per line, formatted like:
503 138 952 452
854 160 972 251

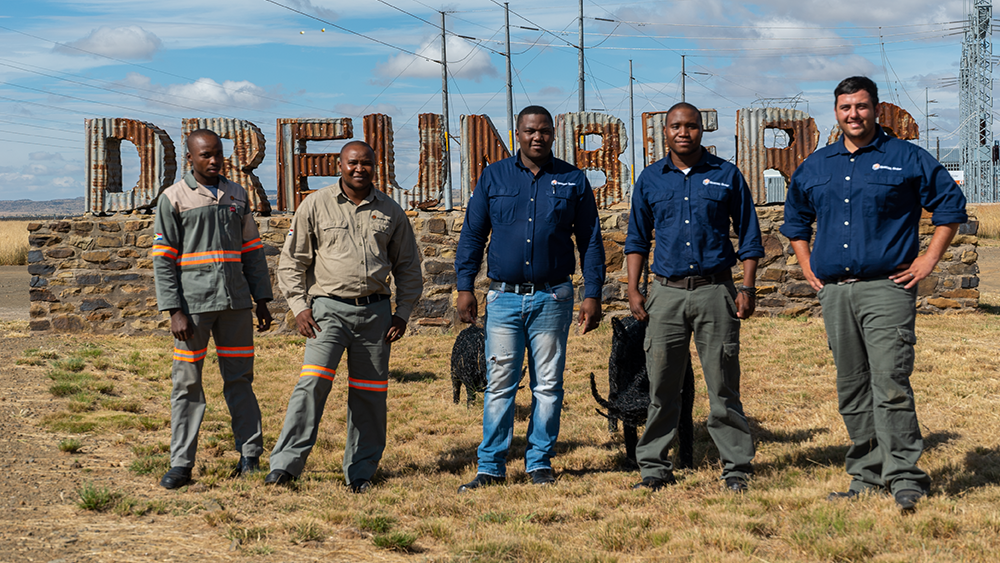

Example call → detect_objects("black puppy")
591 315 695 469
450 324 487 406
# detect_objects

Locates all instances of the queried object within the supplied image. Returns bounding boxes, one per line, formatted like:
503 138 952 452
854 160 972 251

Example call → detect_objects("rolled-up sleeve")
454 171 492 292
731 171 764 260
574 179 605 299
624 175 654 255
780 167 816 242
387 209 423 323
918 152 968 226
277 203 315 317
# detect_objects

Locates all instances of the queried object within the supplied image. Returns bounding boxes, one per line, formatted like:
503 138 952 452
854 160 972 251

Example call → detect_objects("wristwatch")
737 285 757 297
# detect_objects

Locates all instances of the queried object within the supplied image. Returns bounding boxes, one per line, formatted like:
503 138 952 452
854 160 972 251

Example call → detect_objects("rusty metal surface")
275 118 352 211
736 108 819 203
414 113 444 209
552 112 629 208
825 102 920 145
85 118 177 215
180 118 270 215
459 114 511 204
641 109 719 165
363 114 402 203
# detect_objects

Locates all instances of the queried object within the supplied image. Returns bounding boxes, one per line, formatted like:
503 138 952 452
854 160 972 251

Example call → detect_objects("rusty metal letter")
826 102 919 145
642 109 719 164
460 114 511 202
552 112 629 208
181 118 270 215
275 118 352 211
363 113 402 202
736 108 819 203
413 113 445 209
85 118 176 215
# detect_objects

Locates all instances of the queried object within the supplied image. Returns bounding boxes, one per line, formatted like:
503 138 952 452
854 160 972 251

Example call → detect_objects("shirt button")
530 198 534 202
686 242 691 246
845 176 851 181
845 198 850 203
529 218 533 222
689 265 694 269
526 261 530 265
845 267 850 271
850 158 855 162
685 220 690 224
684 197 689 201
527 239 531 243
844 221 849 225
843 244 849 248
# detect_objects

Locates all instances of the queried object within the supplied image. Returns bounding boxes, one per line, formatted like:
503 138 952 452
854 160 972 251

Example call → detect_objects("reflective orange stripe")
173 347 207 363
217 346 254 358
299 364 336 382
177 250 241 266
151 245 179 260
348 377 388 392
241 238 263 253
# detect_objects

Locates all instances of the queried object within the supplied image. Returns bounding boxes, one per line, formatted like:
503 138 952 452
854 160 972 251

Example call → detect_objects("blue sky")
0 0 971 201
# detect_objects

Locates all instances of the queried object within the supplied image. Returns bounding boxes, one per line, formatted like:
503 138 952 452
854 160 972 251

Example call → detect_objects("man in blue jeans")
454 105 606 491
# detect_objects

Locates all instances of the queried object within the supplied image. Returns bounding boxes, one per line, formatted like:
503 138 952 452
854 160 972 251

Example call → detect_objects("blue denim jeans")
476 281 575 477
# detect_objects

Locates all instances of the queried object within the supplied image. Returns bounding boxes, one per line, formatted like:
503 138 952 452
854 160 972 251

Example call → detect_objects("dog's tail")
589 372 617 418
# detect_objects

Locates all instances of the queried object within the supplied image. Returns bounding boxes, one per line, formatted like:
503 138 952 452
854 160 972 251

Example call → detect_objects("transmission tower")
959 0 994 203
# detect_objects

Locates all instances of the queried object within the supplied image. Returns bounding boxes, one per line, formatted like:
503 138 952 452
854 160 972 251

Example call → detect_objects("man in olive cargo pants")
152 129 273 489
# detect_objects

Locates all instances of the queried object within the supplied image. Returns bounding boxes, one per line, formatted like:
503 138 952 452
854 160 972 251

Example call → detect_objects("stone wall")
27 208 980 335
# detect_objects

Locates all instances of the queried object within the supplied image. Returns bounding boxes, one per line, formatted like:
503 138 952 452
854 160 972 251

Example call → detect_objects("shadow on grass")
429 437 594 476
976 302 1000 315
388 369 438 383
934 445 1000 495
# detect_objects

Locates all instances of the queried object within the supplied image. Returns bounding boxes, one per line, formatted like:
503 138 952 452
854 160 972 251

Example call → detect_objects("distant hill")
0 197 85 218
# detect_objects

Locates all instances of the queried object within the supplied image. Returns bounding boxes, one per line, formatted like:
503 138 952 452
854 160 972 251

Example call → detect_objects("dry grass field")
7 304 1000 562
0 220 30 265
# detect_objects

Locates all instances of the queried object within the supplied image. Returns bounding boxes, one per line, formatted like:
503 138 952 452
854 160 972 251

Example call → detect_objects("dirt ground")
1 246 999 562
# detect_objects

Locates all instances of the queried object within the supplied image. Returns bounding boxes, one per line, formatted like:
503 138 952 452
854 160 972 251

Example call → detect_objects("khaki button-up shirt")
277 181 423 321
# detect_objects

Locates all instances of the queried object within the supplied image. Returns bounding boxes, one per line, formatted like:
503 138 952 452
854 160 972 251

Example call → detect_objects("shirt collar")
513 150 554 174
661 148 717 173
336 179 377 205
828 126 889 157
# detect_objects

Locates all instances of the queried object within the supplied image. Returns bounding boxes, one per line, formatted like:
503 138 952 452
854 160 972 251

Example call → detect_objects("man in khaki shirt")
265 141 423 492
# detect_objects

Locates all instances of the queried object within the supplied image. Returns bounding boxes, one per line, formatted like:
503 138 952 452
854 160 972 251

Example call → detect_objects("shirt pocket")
863 172 911 220
545 183 575 225
802 175 831 215
647 189 675 225
488 188 518 226
698 184 729 217
369 211 393 245
319 218 350 252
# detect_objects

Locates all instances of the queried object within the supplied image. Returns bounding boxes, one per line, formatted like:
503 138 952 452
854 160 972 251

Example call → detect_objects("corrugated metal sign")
363 113 402 201
642 109 719 164
736 108 819 204
553 112 629 208
825 102 920 145
85 118 177 215
275 118 352 211
459 114 511 201
414 113 445 209
180 118 271 215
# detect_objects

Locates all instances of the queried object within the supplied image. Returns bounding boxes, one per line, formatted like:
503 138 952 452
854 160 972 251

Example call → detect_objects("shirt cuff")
931 211 969 226
287 296 310 318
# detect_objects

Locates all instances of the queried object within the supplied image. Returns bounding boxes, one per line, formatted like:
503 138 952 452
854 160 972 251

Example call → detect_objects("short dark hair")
834 76 879 106
341 140 375 158
186 128 221 151
516 105 553 129
666 102 702 125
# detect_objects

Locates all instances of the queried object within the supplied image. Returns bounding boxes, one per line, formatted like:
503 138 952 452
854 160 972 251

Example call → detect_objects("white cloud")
375 36 498 82
29 152 66 162
56 26 163 60
284 0 339 21
24 164 49 175
118 73 277 111
52 176 77 188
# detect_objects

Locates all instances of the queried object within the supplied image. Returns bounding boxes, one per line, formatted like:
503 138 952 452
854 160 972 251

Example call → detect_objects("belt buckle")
521 283 535 295
686 276 696 290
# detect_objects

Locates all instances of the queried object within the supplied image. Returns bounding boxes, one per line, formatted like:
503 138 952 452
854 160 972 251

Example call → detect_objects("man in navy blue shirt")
625 102 762 493
782 76 967 511
454 105 605 492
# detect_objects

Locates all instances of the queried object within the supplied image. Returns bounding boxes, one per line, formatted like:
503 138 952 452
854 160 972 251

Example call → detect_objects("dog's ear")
612 316 625 336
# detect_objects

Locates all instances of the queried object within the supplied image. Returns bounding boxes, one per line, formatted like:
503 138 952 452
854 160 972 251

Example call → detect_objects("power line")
588 17 968 31
0 82 180 120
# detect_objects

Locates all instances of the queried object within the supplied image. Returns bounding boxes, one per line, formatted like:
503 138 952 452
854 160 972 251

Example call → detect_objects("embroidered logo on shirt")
287 227 294 237
551 180 577 187
230 206 237 213
702 178 730 188
872 163 903 171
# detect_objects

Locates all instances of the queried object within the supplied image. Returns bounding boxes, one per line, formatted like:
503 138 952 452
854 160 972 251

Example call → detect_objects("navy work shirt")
780 128 968 281
624 150 764 278
455 151 606 299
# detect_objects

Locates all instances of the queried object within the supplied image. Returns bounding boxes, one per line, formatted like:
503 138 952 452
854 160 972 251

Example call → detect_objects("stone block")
758 295 788 308
948 263 977 275
45 247 74 259
420 234 456 246
261 231 285 243
71 237 94 249
927 297 960 309
27 222 42 231
411 218 425 232
104 273 141 282
30 276 47 288
451 215 464 232
50 221 71 233
51 314 87 332
604 231 626 244
60 287 81 297
950 234 977 246
604 240 624 272
83 250 112 263
760 235 784 267
427 217 447 234
917 276 937 297
29 289 58 302
145 297 159 308
961 276 979 289
415 317 450 326
49 302 75 313
431 272 456 286
962 250 978 265
756 285 777 295
99 222 121 232
76 274 102 285
29 320 50 331
269 217 292 230
28 250 43 263
87 311 115 322
96 236 122 248
958 220 978 235
123 220 151 232
759 268 784 282
29 235 61 247
116 299 139 309
118 249 140 258
121 285 149 294
72 221 93 234
82 286 111 294
100 261 131 271
439 249 456 259
263 245 280 256
137 259 153 269
80 298 113 311
780 305 812 317
122 307 157 318
30 303 47 318
136 235 154 248
781 283 816 298
941 289 979 299
423 247 438 257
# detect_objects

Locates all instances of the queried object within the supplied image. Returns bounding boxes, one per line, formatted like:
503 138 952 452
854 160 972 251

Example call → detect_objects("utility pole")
925 87 938 151
505 3 514 152
629 59 635 185
578 0 584 112
681 55 686 103
440 12 452 210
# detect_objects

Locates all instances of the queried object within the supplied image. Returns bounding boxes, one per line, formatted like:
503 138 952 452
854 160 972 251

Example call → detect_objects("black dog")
450 324 488 406
591 314 695 469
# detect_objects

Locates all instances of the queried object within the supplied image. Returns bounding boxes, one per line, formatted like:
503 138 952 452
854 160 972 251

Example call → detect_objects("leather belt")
489 277 571 295
655 271 732 290
326 293 390 306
